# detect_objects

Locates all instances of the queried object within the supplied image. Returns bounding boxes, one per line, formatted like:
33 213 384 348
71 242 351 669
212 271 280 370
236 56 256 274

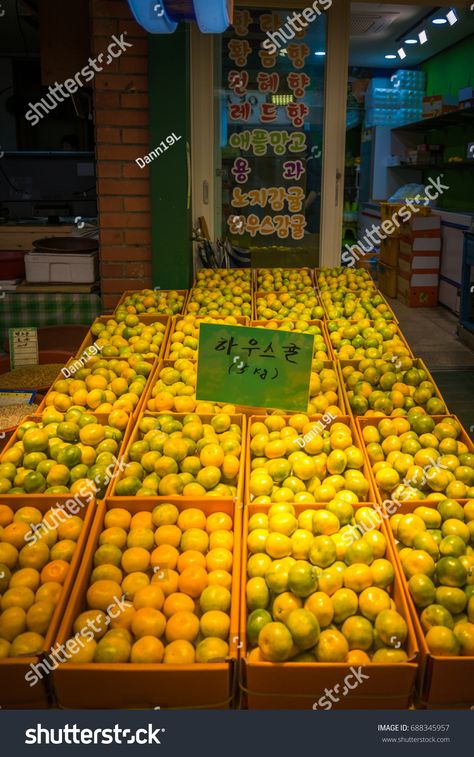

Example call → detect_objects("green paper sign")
196 323 313 412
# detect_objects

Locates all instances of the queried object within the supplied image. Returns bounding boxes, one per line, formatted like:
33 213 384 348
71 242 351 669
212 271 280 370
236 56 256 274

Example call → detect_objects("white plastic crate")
24 251 98 283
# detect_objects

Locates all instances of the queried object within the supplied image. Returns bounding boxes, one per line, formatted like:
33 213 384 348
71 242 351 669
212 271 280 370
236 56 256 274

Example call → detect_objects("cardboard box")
355 255 379 283
379 202 430 238
378 261 398 298
397 273 438 307
400 215 440 236
422 95 442 118
398 270 439 288
379 238 399 267
422 95 458 118
399 237 441 255
398 252 440 275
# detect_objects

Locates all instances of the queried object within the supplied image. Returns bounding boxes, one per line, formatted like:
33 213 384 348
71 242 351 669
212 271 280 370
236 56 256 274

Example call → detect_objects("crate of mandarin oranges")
109 413 246 505
239 501 418 709
143 359 344 419
52 499 241 708
76 315 170 362
164 314 249 362
37 355 155 421
356 415 474 508
0 408 132 503
384 498 474 708
245 414 376 507
143 360 239 416
115 289 188 317
0 497 94 708
187 268 253 319
339 357 447 419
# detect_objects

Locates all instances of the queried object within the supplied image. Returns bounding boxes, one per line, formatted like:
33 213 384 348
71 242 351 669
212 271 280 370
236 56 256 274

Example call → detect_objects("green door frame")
148 27 193 289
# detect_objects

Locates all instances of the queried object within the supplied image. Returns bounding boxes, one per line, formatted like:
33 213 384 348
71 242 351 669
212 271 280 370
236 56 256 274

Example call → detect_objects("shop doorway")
191 1 331 269
190 0 470 273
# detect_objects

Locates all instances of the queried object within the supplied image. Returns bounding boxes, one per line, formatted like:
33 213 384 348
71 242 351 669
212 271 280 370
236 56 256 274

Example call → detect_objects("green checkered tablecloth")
0 293 102 350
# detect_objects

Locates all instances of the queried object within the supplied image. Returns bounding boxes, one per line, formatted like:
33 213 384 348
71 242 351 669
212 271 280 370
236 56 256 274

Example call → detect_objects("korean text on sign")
196 323 313 412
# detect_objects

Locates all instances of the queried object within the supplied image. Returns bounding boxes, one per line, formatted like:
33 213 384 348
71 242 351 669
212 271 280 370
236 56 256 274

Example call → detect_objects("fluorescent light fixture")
447 9 458 25
419 30 428 44
398 47 406 59
404 38 418 45
432 17 447 24
385 54 397 59
314 51 326 56
272 94 294 105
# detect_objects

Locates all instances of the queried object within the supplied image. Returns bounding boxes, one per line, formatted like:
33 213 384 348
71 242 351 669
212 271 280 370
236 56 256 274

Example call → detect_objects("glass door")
190 0 353 271
213 5 327 268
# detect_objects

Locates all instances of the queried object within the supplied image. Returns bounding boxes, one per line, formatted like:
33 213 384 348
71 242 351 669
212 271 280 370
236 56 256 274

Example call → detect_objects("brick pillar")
91 0 152 311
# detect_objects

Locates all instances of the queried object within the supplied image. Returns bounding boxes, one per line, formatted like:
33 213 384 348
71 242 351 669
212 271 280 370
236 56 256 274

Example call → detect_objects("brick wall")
91 0 152 311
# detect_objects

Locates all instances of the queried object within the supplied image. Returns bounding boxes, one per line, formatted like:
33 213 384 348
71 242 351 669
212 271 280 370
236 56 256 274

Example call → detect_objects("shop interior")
0 0 474 716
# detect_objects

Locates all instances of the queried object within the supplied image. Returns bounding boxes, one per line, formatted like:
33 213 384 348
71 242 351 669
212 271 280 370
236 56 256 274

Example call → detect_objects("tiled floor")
429 370 474 438
385 297 474 437
387 297 474 370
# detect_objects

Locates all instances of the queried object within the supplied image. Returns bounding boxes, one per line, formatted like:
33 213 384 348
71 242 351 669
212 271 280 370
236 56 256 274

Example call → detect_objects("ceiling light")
432 17 447 25
419 30 428 44
385 54 397 60
314 51 326 56
398 47 406 59
447 9 458 25
404 38 418 45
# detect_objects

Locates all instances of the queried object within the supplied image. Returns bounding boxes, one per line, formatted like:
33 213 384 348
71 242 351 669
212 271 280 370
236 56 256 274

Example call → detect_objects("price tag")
8 327 39 369
196 323 313 412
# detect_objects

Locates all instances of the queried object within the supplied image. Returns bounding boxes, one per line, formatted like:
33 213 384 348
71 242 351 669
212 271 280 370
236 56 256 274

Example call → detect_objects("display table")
0 292 102 350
